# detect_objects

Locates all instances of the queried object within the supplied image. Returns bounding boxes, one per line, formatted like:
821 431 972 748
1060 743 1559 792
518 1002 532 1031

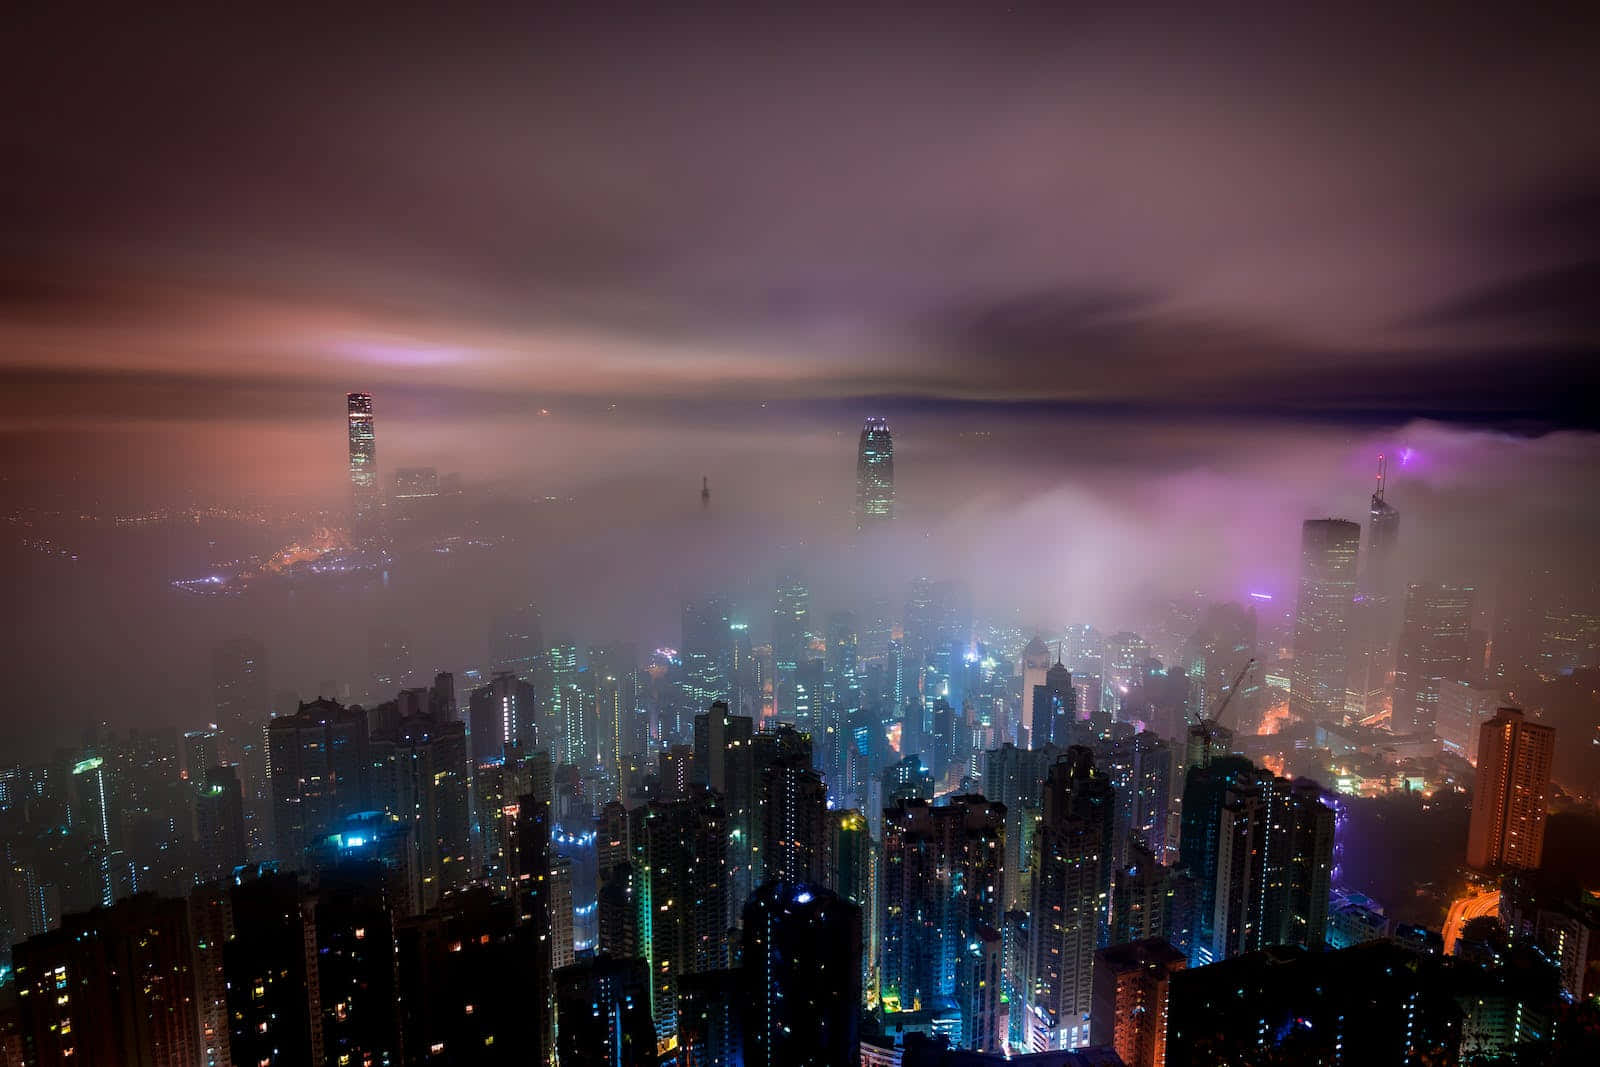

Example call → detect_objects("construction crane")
1189 657 1255 767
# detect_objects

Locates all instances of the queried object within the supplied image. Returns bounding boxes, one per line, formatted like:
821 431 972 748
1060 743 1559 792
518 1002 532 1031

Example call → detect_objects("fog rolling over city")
4 403 1598 750
6 4 1600 1066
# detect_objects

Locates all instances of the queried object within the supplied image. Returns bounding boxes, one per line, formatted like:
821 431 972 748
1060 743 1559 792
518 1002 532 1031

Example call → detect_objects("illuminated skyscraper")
1090 938 1186 1067
1210 776 1334 960
880 796 1005 1017
1025 755 1107 1051
855 416 894 529
1178 603 1256 723
983 743 1058 910
638 789 730 1041
1289 519 1361 724
346 391 377 520
467 671 540 762
682 597 733 708
1466 708 1554 871
760 760 828 885
772 574 811 717
1106 730 1173 866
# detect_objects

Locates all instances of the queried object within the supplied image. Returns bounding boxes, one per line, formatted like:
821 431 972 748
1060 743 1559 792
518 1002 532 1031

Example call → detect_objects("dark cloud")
1413 261 1600 335
2 2 1599 431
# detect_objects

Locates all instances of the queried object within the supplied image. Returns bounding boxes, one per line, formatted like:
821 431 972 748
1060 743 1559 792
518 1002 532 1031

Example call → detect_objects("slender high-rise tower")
855 416 894 529
347 392 377 521
1290 519 1361 724
1466 707 1554 871
1348 456 1402 721
1367 455 1400 588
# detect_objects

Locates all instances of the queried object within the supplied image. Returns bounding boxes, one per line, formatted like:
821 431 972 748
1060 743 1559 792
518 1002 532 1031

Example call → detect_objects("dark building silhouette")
12 893 201 1067
397 888 534 1065
513 794 555 1063
315 861 402 1067
554 955 656 1067
224 871 322 1066
188 882 233 1067
268 699 371 864
1109 842 1172 946
194 764 247 881
742 881 862 1067
677 968 745 1067
1031 656 1076 751
370 714 472 910
1166 941 1463 1066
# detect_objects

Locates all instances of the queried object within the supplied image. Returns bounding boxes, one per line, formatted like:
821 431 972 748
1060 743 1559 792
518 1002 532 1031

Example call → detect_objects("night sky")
3 3 1596 438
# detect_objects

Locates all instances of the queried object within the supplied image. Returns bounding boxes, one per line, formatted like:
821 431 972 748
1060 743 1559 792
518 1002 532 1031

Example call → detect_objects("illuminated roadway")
1442 889 1501 955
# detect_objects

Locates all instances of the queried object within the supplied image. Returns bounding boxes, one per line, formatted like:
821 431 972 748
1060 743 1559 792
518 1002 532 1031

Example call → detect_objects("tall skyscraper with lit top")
347 391 377 520
855 416 894 529
1290 518 1360 724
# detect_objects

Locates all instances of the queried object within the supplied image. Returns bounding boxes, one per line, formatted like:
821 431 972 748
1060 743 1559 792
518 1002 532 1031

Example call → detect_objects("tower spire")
1374 453 1387 502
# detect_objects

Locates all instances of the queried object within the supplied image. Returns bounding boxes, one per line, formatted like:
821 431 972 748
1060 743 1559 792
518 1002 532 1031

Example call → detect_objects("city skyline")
4 5 1599 1066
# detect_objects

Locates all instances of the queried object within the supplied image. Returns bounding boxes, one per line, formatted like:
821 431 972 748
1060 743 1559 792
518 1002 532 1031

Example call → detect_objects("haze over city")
2 5 1598 1067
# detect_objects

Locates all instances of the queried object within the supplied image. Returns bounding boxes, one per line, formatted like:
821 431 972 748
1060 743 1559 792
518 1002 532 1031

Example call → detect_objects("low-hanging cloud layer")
2 3 1597 433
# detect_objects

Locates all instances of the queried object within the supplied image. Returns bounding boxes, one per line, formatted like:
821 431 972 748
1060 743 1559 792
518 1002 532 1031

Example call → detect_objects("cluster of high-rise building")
2 417 1594 1067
